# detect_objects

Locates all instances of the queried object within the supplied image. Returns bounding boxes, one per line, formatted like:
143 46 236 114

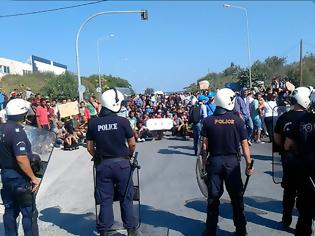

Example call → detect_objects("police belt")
93 154 129 165
209 153 238 158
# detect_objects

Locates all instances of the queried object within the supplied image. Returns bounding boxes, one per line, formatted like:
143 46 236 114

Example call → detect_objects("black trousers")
281 161 298 224
206 155 246 235
295 174 315 236
264 117 273 143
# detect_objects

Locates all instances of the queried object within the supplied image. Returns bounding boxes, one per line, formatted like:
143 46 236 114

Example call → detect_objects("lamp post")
75 10 148 101
224 3 252 88
97 33 115 92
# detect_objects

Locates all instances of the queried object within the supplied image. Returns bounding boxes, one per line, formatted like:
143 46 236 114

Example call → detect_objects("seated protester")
155 109 163 118
172 111 187 138
136 121 152 141
127 111 139 141
165 110 173 119
55 121 66 147
145 105 151 114
63 116 79 150
142 112 150 123
72 114 86 143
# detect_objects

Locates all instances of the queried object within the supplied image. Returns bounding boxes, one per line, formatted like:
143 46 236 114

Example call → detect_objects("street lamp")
224 3 252 88
75 10 148 101
97 33 115 93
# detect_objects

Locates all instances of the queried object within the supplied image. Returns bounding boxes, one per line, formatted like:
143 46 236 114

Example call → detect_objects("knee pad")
15 187 34 208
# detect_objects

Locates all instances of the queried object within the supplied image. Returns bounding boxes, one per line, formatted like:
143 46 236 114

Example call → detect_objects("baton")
123 152 140 202
243 160 254 193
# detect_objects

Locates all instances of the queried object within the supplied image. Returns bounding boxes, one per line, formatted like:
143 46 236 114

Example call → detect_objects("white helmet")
6 98 30 121
6 98 30 116
215 88 236 111
100 88 124 113
290 87 312 109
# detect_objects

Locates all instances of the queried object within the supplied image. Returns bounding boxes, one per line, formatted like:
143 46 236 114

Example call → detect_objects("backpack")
189 105 202 124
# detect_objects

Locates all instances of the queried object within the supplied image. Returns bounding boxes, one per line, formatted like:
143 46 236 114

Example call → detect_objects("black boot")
201 228 216 236
235 227 248 236
127 228 139 236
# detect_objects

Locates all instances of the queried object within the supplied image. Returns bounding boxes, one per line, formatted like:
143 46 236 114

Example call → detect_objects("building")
0 55 67 79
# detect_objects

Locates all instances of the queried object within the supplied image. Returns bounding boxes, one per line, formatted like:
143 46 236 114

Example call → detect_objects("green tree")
144 88 154 95
41 71 78 99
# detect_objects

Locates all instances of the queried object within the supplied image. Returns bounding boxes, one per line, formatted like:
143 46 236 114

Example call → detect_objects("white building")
0 57 32 78
0 55 67 79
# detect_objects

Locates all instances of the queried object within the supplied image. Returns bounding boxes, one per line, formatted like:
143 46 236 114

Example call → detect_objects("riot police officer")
86 88 137 236
274 87 308 229
284 87 315 236
0 98 40 236
201 88 253 236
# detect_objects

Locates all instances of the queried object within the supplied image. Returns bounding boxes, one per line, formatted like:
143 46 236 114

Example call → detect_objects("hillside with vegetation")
0 72 132 100
185 54 315 92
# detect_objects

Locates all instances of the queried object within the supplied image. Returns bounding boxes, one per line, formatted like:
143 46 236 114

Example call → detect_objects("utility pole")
299 39 303 86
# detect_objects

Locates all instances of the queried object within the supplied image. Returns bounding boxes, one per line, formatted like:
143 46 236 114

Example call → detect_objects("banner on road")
146 118 173 131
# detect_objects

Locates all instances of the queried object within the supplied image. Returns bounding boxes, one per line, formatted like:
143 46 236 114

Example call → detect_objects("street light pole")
75 10 148 101
224 3 252 88
97 34 115 92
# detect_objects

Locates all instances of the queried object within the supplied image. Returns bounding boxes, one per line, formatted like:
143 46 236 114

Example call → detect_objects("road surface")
0 135 299 235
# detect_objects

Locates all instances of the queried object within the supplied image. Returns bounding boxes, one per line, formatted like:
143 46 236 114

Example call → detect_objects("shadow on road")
158 148 195 157
140 204 233 236
39 207 95 236
252 155 272 161
185 196 295 233
168 145 194 151
264 171 273 177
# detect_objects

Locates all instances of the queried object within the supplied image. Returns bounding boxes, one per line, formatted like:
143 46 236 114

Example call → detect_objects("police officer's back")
201 88 253 236
86 89 137 236
274 87 308 229
283 87 315 236
0 98 40 236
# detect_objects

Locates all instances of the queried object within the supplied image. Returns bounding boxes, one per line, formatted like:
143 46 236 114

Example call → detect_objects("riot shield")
195 136 208 198
196 154 208 198
23 125 56 183
272 106 289 184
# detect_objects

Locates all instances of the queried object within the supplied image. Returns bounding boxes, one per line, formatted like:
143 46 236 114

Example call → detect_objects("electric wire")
0 1 106 18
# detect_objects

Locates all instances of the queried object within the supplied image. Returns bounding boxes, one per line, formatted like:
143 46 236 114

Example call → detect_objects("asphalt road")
0 135 300 236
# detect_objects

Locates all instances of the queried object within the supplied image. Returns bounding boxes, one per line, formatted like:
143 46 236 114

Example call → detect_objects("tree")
144 88 154 95
41 71 78 99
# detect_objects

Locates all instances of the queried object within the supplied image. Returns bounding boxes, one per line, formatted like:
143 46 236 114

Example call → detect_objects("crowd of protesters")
0 76 296 151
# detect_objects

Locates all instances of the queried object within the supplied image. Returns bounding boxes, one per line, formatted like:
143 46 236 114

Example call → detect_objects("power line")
0 1 107 18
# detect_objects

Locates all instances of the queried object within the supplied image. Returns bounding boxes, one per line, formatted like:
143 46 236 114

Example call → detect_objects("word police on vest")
98 123 118 132
214 119 235 125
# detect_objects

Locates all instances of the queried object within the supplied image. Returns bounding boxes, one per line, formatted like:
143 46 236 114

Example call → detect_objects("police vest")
0 123 24 171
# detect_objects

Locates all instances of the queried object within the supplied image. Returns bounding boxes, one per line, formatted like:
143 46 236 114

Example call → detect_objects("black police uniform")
274 110 306 226
286 112 315 236
0 121 39 236
201 111 248 235
86 112 136 234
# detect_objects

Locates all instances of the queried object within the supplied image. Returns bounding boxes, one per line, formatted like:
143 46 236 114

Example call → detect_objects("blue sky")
1 1 315 93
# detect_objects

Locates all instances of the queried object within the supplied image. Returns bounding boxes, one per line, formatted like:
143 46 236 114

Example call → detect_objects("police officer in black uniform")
86 88 137 236
274 87 308 229
201 88 253 236
284 87 315 236
0 98 40 236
